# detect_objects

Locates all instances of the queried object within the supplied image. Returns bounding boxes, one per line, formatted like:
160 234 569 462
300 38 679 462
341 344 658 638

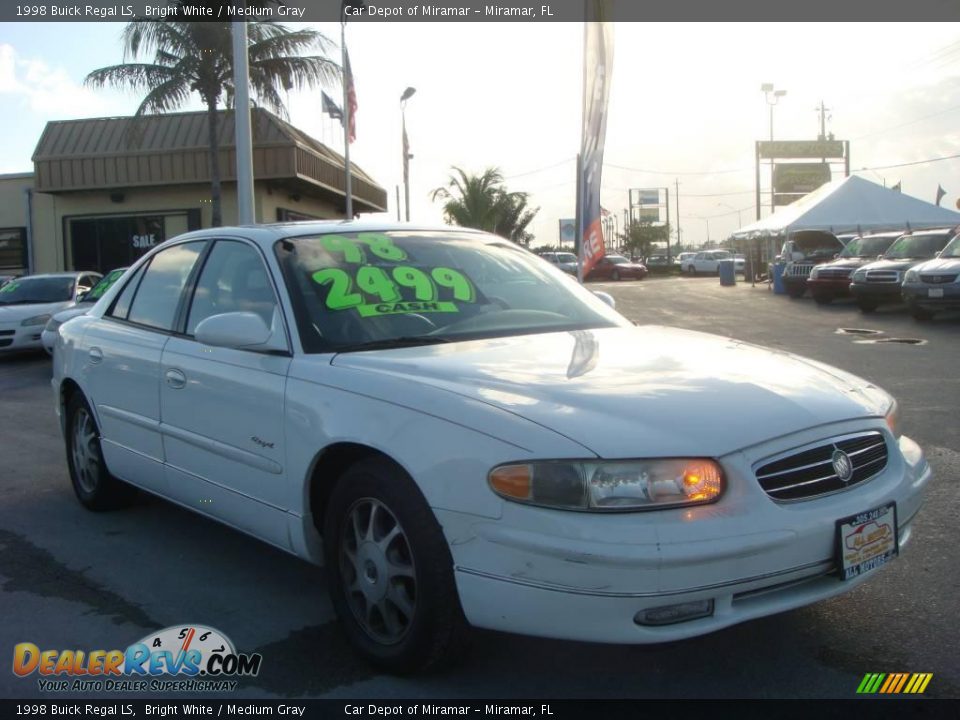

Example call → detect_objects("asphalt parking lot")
1 276 957 700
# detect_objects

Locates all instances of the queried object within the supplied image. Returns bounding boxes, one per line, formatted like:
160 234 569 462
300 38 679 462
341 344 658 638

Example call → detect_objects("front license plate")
928 288 945 298
836 503 898 581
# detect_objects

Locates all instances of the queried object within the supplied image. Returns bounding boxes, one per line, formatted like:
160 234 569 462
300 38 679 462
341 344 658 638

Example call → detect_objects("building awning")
31 108 387 213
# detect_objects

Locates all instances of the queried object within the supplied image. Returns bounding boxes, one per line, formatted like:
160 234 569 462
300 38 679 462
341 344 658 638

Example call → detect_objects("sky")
2 21 960 248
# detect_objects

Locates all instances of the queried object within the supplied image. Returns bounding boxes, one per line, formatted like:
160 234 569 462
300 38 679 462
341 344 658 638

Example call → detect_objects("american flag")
600 206 611 218
344 49 357 144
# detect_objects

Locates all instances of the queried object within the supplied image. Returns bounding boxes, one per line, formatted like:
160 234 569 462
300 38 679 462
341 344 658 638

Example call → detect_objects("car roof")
16 272 91 280
166 220 499 250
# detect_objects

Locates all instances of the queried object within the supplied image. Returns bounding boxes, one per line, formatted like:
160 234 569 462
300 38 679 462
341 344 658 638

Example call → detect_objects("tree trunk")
206 98 223 227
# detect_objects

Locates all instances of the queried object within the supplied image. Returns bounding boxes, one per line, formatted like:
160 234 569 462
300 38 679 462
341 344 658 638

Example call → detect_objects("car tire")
813 294 832 305
65 393 136 511
323 457 468 674
912 307 935 322
787 287 806 299
857 301 878 313
611 270 621 281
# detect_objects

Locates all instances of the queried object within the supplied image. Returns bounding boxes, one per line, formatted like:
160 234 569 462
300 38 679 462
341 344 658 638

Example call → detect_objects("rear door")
81 241 206 494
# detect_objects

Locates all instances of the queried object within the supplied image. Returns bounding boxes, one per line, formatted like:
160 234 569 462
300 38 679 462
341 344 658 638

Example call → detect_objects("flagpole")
341 21 353 219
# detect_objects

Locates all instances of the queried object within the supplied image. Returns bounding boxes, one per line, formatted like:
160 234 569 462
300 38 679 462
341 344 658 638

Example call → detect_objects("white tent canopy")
732 175 960 239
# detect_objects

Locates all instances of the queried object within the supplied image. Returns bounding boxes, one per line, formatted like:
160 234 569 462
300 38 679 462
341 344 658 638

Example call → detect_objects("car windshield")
276 231 628 353
841 236 898 258
884 233 951 259
607 255 629 264
83 268 126 302
0 276 74 304
556 253 577 263
940 235 960 259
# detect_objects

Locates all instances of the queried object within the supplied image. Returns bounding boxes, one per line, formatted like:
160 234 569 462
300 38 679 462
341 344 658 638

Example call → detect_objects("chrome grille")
921 273 957 284
786 263 815 278
865 270 900 283
755 432 888 501
817 268 854 280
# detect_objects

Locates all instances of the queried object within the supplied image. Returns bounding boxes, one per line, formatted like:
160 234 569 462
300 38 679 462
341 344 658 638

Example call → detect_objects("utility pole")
675 178 681 252
815 100 831 140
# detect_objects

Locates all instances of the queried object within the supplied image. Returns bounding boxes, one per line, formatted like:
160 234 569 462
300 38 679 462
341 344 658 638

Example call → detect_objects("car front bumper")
807 277 854 296
0 323 46 352
440 429 929 644
901 282 960 311
850 282 903 304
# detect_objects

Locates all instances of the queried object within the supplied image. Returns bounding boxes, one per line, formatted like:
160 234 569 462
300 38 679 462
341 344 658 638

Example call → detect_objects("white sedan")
41 268 128 354
685 250 745 276
0 272 100 353
52 222 929 672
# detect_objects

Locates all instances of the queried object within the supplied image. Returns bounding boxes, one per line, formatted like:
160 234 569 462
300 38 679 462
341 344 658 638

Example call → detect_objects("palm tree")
85 18 339 226
431 167 539 245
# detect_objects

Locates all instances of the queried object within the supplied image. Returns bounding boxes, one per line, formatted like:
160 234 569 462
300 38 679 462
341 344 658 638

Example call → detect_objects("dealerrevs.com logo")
13 625 262 693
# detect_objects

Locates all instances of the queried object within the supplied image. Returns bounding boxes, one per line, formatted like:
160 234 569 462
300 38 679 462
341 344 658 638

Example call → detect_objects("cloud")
0 42 129 118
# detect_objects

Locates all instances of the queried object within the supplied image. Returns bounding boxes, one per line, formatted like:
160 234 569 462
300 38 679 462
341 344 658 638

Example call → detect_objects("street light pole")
761 84 787 214
400 86 416 222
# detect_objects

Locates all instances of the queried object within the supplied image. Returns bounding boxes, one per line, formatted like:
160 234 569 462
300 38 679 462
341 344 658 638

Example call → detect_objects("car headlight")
852 269 868 282
809 266 821 280
21 314 51 327
44 317 63 333
489 459 724 511
903 269 919 283
886 399 900 437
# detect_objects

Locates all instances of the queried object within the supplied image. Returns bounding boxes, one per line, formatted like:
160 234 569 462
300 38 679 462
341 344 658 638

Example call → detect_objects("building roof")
31 108 387 213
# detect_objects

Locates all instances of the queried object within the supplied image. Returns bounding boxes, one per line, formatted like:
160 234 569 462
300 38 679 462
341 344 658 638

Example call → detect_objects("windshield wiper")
334 336 453 353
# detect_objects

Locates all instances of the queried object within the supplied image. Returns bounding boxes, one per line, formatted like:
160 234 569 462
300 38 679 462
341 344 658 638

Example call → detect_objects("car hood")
861 258 930 272
0 301 73 322
820 257 875 270
910 257 960 273
331 326 891 458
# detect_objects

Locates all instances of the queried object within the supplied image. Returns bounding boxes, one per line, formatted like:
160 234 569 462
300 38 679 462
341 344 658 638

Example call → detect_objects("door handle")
164 368 187 389
88 347 103 364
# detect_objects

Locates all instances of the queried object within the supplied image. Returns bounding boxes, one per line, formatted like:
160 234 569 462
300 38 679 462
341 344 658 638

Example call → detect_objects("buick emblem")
832 450 853 483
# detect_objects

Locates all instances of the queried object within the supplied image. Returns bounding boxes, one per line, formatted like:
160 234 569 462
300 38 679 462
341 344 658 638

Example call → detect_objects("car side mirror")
77 291 89 302
878 255 884 260
593 291 616 309
195 311 287 353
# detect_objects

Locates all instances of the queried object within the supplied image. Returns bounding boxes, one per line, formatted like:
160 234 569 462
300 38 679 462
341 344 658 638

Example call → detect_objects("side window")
108 265 147 321
186 241 277 336
126 242 205 331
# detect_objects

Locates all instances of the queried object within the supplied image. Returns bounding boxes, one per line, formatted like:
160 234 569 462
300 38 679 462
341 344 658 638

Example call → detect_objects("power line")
605 161 751 176
503 157 575 180
850 103 960 141
859 151 960 172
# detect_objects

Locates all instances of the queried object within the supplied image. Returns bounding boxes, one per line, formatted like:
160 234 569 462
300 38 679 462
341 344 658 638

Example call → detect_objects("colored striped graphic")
857 672 933 694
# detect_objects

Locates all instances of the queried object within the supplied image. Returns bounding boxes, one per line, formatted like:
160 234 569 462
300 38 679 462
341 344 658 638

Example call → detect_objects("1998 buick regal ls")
53 222 930 672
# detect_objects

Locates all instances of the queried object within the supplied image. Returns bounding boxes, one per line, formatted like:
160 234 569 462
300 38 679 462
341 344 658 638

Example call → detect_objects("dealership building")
0 108 388 276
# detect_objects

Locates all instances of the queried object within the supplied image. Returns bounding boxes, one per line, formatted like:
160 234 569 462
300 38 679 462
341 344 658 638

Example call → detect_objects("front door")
159 239 291 549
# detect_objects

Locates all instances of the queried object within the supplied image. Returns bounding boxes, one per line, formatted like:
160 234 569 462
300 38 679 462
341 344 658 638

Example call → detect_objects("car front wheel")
65 393 135 511
323 457 467 673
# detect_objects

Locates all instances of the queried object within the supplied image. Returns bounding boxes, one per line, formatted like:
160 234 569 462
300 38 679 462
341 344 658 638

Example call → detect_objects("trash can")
772 262 787 294
719 259 736 286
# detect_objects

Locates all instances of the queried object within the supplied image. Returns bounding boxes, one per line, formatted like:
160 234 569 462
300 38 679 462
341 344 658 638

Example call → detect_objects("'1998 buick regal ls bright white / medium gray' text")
52 221 930 672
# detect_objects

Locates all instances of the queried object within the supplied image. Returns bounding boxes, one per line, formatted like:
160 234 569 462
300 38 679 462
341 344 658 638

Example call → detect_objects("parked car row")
777 227 959 321
0 271 102 353
535 251 649 281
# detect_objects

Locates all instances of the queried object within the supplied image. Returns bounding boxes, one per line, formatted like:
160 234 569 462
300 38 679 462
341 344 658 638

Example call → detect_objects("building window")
0 228 27 271
69 215 166 273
